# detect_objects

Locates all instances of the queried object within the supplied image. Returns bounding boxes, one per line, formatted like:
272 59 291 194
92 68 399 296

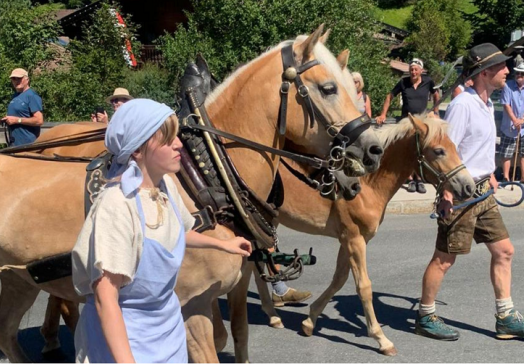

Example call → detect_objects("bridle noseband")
415 131 466 193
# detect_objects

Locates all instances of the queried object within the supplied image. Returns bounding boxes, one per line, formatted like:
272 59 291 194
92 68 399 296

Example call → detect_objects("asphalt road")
1 209 523 363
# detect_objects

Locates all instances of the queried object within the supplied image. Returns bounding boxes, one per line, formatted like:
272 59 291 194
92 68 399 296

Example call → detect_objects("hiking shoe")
417 182 427 194
495 309 524 339
272 288 312 307
415 314 460 341
407 181 417 193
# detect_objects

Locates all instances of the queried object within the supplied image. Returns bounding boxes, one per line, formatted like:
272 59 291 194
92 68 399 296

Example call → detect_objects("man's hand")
375 114 386 125
1 116 20 125
437 189 454 219
513 118 523 128
91 111 108 124
489 174 498 194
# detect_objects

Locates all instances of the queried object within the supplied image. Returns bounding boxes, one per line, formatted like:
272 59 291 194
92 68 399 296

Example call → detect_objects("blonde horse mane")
374 114 449 150
206 35 355 122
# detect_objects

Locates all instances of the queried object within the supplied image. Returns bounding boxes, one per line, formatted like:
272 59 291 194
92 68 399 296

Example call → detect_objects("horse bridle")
279 44 372 151
415 131 466 193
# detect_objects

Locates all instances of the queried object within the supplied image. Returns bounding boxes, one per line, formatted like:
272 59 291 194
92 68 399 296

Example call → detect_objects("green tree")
405 0 472 82
158 0 396 115
466 0 524 48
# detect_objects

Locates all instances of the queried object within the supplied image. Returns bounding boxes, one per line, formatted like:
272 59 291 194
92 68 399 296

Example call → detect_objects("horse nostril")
369 145 383 156
351 182 361 193
465 184 473 195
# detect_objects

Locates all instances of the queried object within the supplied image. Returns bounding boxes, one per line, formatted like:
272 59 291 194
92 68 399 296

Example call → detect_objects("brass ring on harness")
321 172 336 186
320 182 336 196
327 157 345 172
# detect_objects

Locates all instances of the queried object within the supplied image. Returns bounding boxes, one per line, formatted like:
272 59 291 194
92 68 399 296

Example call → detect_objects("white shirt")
72 176 195 296
444 87 496 181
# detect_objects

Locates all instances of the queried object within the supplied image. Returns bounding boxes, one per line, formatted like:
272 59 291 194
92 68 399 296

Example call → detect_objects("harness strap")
279 44 320 135
180 119 329 169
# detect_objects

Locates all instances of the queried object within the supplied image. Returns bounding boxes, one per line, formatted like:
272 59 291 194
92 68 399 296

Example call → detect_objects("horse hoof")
380 346 398 356
269 316 284 329
301 318 314 336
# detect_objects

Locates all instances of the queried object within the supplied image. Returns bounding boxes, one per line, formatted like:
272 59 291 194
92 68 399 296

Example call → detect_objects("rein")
179 118 330 169
430 181 524 219
0 128 106 156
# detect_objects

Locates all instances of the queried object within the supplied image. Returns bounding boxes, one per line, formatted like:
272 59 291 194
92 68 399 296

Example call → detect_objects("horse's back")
36 122 106 158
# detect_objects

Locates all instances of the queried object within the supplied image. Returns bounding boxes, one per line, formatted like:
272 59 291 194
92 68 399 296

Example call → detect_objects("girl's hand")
223 237 252 257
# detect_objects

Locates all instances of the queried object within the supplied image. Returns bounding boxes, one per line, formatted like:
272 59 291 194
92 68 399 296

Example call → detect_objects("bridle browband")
415 131 466 193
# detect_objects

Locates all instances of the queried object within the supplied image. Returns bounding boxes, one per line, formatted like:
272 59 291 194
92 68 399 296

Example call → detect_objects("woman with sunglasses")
91 88 134 124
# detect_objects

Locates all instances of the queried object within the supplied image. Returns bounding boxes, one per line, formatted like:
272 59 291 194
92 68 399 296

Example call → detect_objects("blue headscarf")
105 98 175 197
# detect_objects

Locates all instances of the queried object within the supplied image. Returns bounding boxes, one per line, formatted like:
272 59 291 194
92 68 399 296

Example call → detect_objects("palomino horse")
214 114 475 357
0 26 383 363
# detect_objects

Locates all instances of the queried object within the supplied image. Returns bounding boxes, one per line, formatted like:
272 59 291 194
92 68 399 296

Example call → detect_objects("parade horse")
213 114 475 357
0 26 383 363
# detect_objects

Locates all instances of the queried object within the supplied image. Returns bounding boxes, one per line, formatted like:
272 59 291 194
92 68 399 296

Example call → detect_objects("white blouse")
72 175 195 296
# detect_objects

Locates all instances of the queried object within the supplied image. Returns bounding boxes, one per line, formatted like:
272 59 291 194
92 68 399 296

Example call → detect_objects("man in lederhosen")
415 43 524 341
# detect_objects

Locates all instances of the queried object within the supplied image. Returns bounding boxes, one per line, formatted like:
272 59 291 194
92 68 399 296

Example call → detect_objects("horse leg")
0 271 40 362
59 298 80 333
212 298 228 353
302 244 350 337
184 297 220 363
40 295 63 353
226 264 252 363
347 237 396 356
252 263 283 329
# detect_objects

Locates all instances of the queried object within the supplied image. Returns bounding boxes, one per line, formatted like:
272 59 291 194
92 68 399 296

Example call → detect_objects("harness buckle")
280 81 290 95
298 84 309 98
326 125 339 138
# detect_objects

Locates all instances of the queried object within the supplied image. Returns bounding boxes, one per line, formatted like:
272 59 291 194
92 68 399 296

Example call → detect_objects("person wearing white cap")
1 68 43 146
376 58 440 194
72 99 251 363
91 87 134 124
500 62 524 183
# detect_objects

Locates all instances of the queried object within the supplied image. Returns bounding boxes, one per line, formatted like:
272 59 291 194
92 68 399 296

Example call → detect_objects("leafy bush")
122 63 176 108
158 0 396 115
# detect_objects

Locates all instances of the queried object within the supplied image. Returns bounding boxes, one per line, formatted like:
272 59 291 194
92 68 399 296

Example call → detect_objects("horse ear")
319 28 331 44
296 24 324 63
336 49 350 69
408 113 427 134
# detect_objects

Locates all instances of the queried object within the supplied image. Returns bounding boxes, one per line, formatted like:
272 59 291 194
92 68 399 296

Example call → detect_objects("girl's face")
142 135 183 178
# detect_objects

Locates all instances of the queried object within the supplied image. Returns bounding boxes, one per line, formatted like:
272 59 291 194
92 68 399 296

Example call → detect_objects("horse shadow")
218 289 496 358
0 326 75 363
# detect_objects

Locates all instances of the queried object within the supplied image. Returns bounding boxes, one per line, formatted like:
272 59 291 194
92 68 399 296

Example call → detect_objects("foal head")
407 114 475 200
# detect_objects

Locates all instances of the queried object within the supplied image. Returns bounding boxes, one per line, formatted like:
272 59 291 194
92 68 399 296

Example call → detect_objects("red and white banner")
109 8 137 67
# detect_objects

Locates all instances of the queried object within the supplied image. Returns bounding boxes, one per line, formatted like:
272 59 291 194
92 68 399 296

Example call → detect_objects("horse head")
408 114 475 200
279 26 383 177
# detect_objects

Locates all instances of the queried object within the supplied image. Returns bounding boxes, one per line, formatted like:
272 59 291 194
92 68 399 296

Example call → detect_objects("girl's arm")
185 230 252 257
365 95 372 118
93 271 135 363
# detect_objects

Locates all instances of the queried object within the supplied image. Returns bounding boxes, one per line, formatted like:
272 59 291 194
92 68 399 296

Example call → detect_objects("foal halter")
278 44 372 146
415 131 466 193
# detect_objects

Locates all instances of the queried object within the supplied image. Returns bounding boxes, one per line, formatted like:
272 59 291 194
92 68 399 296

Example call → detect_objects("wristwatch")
17 118 22 124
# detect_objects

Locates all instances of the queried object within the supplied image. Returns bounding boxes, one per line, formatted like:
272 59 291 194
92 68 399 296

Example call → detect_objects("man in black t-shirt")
376 58 440 193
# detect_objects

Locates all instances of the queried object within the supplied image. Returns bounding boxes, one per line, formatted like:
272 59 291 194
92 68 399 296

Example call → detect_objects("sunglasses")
111 98 127 104
410 60 423 67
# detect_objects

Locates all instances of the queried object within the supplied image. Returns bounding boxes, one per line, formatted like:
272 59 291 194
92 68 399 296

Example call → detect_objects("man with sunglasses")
500 63 524 183
1 68 43 146
91 88 133 124
376 58 440 193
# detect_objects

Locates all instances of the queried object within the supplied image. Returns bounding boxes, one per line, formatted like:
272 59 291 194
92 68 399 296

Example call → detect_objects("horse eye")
433 148 445 156
320 83 337 96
